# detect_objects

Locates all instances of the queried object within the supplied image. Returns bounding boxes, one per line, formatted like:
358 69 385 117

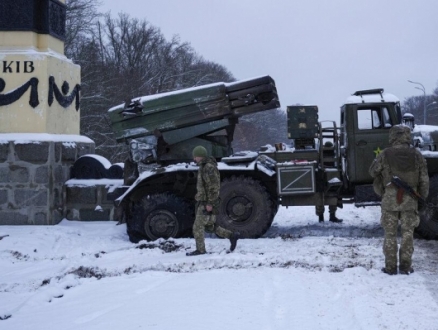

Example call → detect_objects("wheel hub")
146 210 177 237
226 196 252 222
232 203 246 216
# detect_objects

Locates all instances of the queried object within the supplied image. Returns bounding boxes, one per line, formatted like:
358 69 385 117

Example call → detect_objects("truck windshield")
357 106 392 130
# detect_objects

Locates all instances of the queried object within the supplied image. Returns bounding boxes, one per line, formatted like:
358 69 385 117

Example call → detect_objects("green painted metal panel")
111 99 232 142
107 76 281 144
276 163 315 195
109 83 227 122
287 106 319 139
225 76 275 93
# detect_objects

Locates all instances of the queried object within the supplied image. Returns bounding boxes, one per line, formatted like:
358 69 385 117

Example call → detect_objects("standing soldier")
186 146 239 256
316 141 343 223
369 125 429 275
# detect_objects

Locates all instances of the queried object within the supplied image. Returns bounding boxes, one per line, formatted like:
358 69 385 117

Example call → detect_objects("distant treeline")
402 88 438 126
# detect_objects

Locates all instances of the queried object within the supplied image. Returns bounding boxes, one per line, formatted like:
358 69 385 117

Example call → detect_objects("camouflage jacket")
195 157 220 206
369 125 429 211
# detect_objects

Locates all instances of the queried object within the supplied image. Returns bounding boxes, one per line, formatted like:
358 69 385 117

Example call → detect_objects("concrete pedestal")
0 134 94 225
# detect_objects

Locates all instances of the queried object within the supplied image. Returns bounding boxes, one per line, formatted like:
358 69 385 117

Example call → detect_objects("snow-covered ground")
1 205 438 330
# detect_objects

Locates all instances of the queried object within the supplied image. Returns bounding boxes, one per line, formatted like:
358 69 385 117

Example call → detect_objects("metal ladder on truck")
318 121 343 195
318 120 341 170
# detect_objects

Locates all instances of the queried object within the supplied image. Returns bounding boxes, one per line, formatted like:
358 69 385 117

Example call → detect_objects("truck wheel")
127 193 193 242
417 175 438 239
217 176 274 238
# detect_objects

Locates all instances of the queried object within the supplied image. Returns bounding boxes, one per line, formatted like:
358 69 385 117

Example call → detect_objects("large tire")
127 193 193 242
217 176 274 238
270 198 280 222
417 175 438 239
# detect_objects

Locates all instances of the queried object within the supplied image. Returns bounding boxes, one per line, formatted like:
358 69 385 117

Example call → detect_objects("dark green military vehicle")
108 81 438 242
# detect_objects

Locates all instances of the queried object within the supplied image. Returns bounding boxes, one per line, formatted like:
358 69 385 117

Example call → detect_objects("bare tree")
65 9 236 162
233 109 288 151
402 94 438 126
65 0 101 58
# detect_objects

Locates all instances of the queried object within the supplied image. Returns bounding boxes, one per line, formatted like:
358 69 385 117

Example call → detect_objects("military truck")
107 79 438 242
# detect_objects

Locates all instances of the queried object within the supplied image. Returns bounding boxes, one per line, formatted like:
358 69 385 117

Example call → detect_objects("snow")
225 75 271 87
414 125 438 134
328 177 342 183
0 48 70 62
108 82 225 112
261 143 295 152
1 205 437 329
65 178 124 189
421 151 438 158
345 92 399 105
222 150 259 160
0 133 93 144
108 76 273 113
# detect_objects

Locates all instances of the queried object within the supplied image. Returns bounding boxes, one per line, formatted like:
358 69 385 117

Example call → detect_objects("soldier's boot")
399 266 414 275
186 250 206 256
329 213 343 223
229 232 240 252
381 267 397 275
318 215 324 223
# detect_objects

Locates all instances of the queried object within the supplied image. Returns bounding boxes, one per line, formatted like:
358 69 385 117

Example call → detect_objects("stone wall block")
0 189 8 205
34 211 48 225
0 211 29 225
0 143 9 162
0 167 8 183
53 165 65 183
52 209 63 224
60 142 78 162
80 209 111 221
104 186 127 205
53 187 62 210
77 143 95 157
14 142 50 164
35 166 49 184
14 189 48 207
67 186 97 204
9 165 30 183
54 143 61 163
64 166 72 181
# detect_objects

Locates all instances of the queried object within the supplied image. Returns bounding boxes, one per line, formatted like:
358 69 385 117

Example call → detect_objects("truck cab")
340 88 402 186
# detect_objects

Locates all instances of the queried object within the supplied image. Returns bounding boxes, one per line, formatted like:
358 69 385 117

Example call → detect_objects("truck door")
348 105 393 184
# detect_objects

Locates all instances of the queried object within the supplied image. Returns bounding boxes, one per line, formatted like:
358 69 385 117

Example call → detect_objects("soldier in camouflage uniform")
369 125 429 275
316 142 343 223
186 146 239 256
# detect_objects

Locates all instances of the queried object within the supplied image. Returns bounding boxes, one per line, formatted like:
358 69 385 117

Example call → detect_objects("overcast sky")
100 0 438 122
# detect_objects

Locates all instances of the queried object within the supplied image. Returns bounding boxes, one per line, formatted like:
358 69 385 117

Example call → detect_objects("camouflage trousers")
315 205 338 216
380 210 420 271
315 193 338 216
192 205 232 253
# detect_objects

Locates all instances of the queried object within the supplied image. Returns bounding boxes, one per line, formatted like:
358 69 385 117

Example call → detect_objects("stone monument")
0 0 95 225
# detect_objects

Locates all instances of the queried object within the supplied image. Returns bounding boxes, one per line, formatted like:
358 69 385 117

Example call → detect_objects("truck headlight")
130 140 155 163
